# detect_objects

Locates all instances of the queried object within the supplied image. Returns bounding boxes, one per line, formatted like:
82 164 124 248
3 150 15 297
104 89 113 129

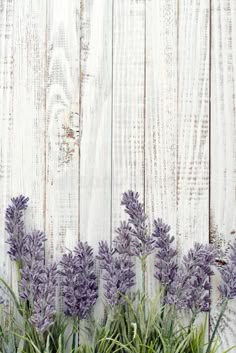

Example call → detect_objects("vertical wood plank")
12 0 46 232
80 0 112 250
46 0 80 260
211 0 236 348
0 0 46 284
112 0 145 288
145 0 178 296
177 0 210 252
0 0 15 280
112 0 145 229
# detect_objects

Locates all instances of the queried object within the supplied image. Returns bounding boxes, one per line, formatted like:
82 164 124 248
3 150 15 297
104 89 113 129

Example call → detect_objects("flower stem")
140 257 146 320
72 318 79 352
205 299 228 353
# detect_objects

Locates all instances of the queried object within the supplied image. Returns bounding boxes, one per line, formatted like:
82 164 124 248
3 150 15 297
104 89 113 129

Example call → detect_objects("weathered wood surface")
211 0 236 349
0 0 236 347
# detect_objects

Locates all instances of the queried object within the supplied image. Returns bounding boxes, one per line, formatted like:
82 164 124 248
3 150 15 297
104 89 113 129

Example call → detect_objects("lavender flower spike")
5 195 29 262
60 242 98 319
121 191 155 257
219 240 236 300
166 243 217 313
152 218 178 288
113 221 140 256
20 263 58 332
22 230 46 267
97 241 135 306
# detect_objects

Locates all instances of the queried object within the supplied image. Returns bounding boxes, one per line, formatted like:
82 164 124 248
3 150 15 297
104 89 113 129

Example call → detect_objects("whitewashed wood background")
0 0 236 349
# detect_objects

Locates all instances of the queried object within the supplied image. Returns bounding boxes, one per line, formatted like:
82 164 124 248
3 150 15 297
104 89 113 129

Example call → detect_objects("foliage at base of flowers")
0 192 236 353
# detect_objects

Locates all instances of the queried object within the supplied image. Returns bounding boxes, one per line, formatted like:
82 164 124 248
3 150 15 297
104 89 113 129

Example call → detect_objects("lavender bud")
120 191 155 257
5 195 29 262
153 218 178 288
219 241 236 300
20 263 58 332
97 241 135 306
22 230 46 267
60 242 98 319
166 243 217 313
113 222 140 256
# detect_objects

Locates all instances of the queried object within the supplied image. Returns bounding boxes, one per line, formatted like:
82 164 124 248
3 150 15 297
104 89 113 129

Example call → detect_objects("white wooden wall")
0 0 236 348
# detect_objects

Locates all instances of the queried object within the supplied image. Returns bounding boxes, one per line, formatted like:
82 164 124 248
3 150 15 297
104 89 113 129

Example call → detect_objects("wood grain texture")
211 0 236 348
79 0 112 250
0 0 15 282
0 0 236 346
0 0 46 293
145 0 178 297
45 0 80 260
177 0 210 252
112 0 145 290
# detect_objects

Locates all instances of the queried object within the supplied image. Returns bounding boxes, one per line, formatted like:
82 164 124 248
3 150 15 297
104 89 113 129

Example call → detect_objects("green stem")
205 300 228 353
141 258 146 297
141 257 146 320
187 310 197 334
72 318 79 352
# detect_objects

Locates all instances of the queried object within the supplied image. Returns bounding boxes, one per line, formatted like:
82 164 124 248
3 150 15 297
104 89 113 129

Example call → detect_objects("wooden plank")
177 0 210 253
112 0 145 289
145 0 178 297
0 0 15 281
45 0 80 260
211 0 236 349
0 0 46 287
79 0 112 251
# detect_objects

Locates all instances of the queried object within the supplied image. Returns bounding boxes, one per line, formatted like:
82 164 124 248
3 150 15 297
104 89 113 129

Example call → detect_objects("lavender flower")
152 218 178 288
166 243 217 313
22 230 46 267
60 242 98 319
97 241 135 306
19 230 46 299
120 191 155 257
218 241 236 300
5 195 29 262
20 263 58 332
113 221 140 256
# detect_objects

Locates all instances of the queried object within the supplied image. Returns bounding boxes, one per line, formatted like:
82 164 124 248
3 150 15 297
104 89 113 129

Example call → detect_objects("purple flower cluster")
60 242 98 319
3 191 236 333
152 218 177 288
116 191 155 258
21 263 58 332
18 230 58 332
218 241 236 300
165 243 217 313
5 196 58 332
97 241 135 306
5 195 29 262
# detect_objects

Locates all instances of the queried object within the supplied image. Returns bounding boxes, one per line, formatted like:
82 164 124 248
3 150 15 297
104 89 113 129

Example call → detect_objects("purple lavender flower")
113 222 140 256
166 243 217 313
120 191 155 257
22 230 46 266
19 230 47 299
152 218 178 288
60 242 98 319
5 195 29 262
218 241 236 300
20 263 58 332
97 241 135 306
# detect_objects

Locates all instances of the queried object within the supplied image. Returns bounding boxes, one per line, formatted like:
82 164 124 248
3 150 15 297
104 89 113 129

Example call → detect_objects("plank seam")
209 0 212 341
110 0 114 246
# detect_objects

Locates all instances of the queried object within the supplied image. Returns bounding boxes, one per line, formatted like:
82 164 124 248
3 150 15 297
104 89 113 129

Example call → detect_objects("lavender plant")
5 195 29 265
97 240 135 306
0 192 236 353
